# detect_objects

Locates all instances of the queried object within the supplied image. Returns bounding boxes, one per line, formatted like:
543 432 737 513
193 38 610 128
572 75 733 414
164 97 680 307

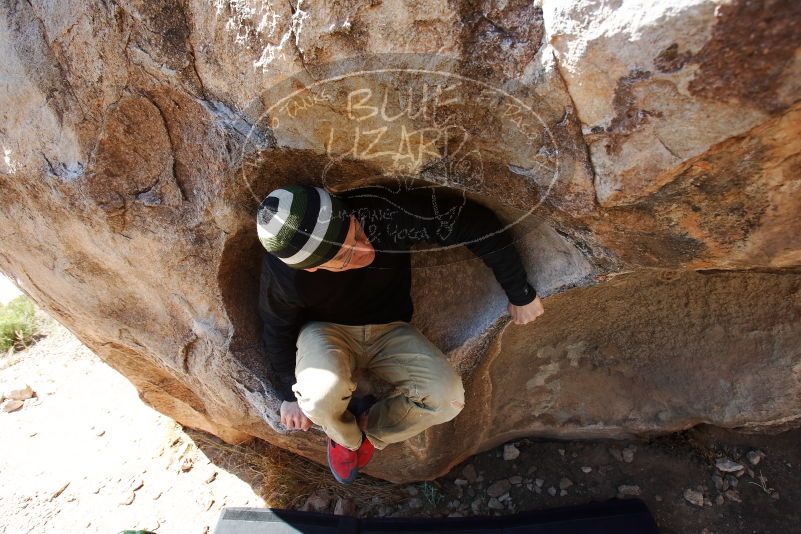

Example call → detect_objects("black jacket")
258 186 536 401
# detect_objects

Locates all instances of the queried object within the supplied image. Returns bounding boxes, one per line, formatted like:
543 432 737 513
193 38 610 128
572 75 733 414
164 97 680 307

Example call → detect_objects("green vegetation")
0 295 38 351
420 481 444 507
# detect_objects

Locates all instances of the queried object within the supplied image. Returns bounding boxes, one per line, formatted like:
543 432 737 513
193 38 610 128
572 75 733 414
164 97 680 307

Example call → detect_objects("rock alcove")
1 0 800 482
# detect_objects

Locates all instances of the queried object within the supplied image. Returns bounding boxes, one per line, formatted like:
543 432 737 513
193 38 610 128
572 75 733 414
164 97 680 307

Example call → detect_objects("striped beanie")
256 185 351 269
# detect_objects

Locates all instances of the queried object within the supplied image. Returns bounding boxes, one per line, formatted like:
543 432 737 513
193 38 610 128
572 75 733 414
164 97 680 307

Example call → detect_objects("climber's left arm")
394 189 544 325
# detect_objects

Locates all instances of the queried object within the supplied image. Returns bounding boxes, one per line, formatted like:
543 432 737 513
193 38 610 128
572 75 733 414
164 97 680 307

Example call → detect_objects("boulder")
0 0 799 482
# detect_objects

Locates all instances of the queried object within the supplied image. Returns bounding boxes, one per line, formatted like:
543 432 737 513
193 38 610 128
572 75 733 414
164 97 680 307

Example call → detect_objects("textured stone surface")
545 0 801 207
0 0 800 482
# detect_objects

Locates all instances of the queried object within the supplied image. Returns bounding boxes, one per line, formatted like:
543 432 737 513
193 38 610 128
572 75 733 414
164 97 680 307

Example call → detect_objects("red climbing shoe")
356 433 375 469
327 438 359 484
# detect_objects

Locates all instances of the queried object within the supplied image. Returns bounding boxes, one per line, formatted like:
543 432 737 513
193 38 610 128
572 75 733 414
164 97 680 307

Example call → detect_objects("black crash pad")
212 498 660 533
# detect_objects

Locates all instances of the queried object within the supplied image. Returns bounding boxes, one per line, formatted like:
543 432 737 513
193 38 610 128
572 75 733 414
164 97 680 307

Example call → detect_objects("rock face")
1 0 800 482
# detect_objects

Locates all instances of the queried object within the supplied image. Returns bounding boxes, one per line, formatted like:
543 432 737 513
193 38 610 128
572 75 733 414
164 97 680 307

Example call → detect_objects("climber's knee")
440 371 466 420
417 369 465 423
292 367 353 419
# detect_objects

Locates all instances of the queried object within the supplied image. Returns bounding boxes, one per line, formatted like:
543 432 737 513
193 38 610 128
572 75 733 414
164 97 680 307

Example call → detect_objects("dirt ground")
429 428 800 534
0 319 263 534
1 308 799 533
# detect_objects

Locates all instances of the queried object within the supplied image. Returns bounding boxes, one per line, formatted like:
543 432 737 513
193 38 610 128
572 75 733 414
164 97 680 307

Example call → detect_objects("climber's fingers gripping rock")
508 296 545 326
280 400 313 431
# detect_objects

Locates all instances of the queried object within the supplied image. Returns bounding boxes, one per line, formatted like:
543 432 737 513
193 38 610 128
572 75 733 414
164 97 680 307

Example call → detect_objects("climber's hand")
508 296 544 325
280 401 312 431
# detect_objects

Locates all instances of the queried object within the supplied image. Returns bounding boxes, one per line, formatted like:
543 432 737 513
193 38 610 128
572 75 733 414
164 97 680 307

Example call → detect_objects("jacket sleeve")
258 255 304 402
392 188 537 306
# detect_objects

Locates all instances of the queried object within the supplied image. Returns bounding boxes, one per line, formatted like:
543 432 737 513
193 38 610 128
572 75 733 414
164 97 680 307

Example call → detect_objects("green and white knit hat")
256 185 351 269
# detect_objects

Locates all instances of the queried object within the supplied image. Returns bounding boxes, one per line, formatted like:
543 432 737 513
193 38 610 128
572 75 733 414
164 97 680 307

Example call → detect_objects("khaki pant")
291 320 465 451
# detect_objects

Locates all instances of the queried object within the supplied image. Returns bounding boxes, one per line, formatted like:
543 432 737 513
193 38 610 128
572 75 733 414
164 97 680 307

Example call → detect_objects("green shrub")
0 295 37 351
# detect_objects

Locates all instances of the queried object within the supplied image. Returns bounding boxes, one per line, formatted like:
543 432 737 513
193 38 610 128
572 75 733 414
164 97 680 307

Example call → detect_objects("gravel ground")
364 427 800 534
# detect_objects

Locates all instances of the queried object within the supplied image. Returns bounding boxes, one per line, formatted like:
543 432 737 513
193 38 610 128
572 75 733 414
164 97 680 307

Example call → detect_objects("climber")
256 183 544 484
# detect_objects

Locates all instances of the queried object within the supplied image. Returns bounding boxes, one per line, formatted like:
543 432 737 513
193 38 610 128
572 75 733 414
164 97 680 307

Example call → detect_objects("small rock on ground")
119 490 135 506
334 498 356 516
461 464 477 483
683 488 705 507
747 450 765 465
1 399 24 412
724 489 742 503
4 385 34 401
487 480 511 498
503 444 520 461
301 490 331 513
617 485 641 496
180 457 194 472
622 447 636 463
715 458 744 473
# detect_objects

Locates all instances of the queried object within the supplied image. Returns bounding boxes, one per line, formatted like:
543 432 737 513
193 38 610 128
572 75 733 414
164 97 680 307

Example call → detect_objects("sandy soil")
0 321 262 534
